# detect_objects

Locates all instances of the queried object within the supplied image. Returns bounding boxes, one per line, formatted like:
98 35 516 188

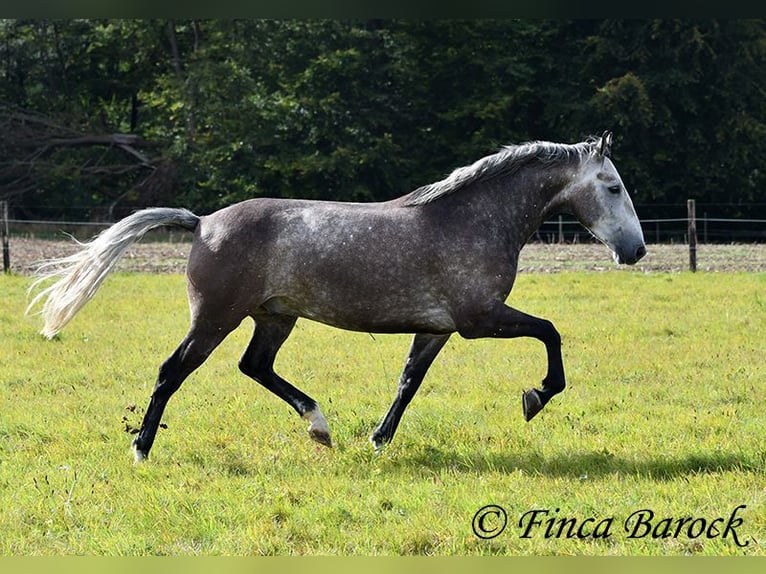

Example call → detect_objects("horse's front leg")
457 300 565 422
371 333 451 449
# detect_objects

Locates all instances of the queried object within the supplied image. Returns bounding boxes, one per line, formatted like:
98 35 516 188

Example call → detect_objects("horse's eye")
608 185 621 194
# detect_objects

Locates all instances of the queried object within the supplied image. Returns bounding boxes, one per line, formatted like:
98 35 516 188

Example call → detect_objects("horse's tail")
27 208 200 339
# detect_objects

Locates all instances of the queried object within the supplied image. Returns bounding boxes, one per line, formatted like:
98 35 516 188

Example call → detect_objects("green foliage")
1 20 765 219
1 271 765 554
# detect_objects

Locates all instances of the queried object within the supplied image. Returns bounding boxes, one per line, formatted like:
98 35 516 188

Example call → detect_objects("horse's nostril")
636 245 647 260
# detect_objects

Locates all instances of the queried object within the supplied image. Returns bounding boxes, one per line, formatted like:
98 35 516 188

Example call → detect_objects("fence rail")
6 216 766 242
536 215 766 245
3 208 766 273
3 218 193 244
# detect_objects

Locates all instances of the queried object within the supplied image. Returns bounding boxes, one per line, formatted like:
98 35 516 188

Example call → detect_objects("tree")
1 19 764 226
0 20 170 218
573 19 766 218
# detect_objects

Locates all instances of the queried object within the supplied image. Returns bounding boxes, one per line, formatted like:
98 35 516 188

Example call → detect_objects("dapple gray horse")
29 131 646 463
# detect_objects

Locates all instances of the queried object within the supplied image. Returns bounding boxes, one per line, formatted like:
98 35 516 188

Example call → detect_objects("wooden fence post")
687 199 697 272
1 200 10 274
558 215 564 244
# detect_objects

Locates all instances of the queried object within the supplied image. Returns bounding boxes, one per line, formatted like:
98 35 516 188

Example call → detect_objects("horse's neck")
408 165 572 264
471 164 574 244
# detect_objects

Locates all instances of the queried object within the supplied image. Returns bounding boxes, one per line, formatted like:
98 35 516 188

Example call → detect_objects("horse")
28 131 646 463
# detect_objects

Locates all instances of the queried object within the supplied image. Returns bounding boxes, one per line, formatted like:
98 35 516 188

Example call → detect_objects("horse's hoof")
309 428 333 448
132 444 147 465
304 408 332 448
522 389 543 422
370 434 386 451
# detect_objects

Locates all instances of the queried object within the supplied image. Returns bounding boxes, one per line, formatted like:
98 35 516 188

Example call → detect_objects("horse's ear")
599 130 613 157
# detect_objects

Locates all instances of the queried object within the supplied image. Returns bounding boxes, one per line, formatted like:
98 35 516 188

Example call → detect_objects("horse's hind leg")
371 333 451 449
132 322 235 463
239 314 332 447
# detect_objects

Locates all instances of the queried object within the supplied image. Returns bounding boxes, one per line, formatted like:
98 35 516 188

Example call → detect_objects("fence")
536 209 766 245
2 216 193 244
3 200 766 273
538 217 766 245
2 201 9 273
7 215 766 245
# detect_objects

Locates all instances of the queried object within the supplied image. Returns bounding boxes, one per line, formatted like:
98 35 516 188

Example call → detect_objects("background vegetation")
1 19 765 223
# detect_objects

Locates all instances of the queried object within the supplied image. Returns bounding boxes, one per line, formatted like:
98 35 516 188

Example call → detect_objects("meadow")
1 267 765 555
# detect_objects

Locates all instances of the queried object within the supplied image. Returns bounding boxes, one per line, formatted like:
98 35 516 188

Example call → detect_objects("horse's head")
564 131 647 265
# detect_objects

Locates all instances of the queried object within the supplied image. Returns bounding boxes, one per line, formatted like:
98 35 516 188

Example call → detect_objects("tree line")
1 19 764 223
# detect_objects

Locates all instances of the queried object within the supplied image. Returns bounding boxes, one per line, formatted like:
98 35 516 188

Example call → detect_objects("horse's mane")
403 138 599 207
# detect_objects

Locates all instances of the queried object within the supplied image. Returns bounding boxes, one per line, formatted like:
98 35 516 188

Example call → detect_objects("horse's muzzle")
616 244 647 265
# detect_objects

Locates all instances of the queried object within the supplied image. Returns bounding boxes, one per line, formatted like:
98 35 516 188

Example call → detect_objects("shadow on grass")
385 445 764 480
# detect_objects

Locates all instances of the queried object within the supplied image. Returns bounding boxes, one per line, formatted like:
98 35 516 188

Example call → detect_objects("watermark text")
471 504 750 547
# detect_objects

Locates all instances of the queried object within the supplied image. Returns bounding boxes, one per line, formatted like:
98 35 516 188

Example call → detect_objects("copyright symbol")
472 504 508 539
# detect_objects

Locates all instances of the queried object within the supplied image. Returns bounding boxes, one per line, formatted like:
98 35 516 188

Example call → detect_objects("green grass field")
1 270 764 555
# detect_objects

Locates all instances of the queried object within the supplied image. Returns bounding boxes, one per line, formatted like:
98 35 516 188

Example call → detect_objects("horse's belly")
262 293 456 334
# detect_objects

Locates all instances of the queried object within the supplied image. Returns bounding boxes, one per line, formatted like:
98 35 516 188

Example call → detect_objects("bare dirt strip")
6 237 766 276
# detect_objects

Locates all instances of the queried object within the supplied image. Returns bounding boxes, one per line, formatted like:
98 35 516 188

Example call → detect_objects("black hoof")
370 427 388 450
370 435 387 451
309 428 333 448
522 389 543 422
131 439 148 464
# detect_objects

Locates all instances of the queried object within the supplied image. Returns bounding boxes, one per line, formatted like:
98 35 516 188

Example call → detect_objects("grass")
0 270 765 555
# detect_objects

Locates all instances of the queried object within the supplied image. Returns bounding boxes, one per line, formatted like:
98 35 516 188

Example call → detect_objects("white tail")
27 208 199 339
